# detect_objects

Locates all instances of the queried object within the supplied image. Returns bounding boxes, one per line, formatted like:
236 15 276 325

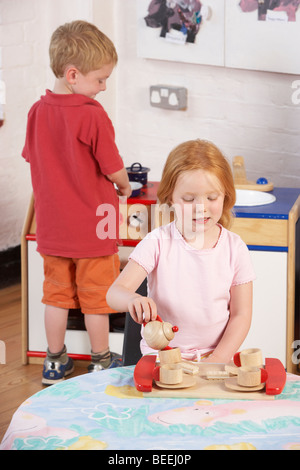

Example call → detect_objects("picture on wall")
239 0 300 22
137 0 225 66
226 0 300 74
137 0 300 74
144 0 202 44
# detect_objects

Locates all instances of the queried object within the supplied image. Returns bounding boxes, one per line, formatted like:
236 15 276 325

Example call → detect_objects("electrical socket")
150 85 187 110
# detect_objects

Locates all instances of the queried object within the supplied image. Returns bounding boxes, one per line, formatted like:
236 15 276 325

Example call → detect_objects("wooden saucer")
155 374 196 389
225 377 265 392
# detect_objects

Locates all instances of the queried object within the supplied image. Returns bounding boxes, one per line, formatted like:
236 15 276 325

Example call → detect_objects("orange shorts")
41 253 120 314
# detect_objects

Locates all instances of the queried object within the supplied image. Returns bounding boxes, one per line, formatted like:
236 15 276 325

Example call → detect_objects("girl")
107 139 255 363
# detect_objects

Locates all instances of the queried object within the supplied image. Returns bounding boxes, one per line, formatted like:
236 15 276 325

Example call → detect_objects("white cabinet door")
240 250 287 366
27 241 123 355
27 241 47 352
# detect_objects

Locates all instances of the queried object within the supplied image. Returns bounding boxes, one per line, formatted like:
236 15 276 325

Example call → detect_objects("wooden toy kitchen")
21 175 300 374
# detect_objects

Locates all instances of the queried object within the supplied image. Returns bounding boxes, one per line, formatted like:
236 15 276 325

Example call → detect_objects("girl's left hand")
201 353 225 363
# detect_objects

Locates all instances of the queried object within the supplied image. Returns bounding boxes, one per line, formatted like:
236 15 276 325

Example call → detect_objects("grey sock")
47 345 68 364
91 348 111 368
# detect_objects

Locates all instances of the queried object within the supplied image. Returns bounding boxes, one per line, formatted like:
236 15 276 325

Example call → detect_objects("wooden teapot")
143 315 178 350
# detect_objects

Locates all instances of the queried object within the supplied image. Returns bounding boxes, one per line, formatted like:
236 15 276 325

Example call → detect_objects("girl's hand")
128 295 157 324
201 353 225 363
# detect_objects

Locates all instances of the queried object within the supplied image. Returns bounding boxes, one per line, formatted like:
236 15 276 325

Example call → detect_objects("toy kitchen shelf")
21 184 300 373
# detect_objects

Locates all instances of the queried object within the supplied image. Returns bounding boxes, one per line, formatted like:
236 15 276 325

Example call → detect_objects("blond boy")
23 21 131 384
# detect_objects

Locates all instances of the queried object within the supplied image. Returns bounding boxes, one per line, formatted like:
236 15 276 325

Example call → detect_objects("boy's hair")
157 139 236 229
49 20 118 77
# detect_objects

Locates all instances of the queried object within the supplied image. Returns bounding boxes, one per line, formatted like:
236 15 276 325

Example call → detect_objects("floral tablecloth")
1 366 300 450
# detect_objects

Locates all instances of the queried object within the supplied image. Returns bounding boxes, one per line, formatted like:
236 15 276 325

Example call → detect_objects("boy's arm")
106 167 132 197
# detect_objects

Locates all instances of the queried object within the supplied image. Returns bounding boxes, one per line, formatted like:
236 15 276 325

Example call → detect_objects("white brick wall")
114 1 300 187
0 0 38 251
0 0 94 251
0 0 299 252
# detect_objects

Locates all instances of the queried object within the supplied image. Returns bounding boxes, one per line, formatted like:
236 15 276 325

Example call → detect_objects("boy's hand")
117 183 132 198
107 168 131 197
128 295 157 324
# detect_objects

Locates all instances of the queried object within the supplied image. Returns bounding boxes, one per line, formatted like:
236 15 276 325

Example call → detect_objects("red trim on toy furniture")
27 351 91 361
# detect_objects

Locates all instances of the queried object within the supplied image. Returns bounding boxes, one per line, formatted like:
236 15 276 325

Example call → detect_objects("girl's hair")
157 139 236 229
49 20 118 78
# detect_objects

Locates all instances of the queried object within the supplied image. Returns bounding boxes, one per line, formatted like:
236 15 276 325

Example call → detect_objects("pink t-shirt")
22 90 124 258
129 222 256 359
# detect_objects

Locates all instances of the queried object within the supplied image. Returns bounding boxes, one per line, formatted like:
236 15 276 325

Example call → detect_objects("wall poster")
225 0 300 74
137 0 300 74
137 0 225 67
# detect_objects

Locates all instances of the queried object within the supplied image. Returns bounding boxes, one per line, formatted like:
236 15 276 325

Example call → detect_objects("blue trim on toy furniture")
247 245 288 253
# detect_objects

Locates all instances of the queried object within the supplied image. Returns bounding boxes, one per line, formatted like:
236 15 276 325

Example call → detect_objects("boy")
22 20 131 384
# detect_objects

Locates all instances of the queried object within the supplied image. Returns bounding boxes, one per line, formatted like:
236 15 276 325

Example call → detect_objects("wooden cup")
159 364 183 385
237 366 267 387
159 347 182 364
239 348 263 368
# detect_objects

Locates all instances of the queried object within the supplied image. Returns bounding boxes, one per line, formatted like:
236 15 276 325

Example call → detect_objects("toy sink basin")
235 189 276 207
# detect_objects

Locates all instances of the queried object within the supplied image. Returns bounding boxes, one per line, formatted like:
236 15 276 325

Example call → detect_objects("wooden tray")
134 356 285 400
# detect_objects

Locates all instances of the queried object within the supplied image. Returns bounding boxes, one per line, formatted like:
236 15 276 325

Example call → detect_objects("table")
1 366 300 451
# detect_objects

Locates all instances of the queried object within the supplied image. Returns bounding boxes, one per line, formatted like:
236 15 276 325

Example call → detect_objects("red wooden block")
265 358 286 395
133 355 157 392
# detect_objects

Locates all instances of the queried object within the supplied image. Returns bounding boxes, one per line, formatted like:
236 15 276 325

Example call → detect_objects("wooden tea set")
133 316 286 400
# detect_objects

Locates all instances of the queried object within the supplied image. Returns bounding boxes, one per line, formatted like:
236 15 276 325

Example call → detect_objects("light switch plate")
150 85 187 110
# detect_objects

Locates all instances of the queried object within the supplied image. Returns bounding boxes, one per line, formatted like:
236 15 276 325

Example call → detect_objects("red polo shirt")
22 90 124 257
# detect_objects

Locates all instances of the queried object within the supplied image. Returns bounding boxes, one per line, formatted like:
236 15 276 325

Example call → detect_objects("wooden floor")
0 284 87 442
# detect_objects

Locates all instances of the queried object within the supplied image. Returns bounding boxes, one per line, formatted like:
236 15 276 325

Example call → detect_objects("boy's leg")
42 304 74 385
84 313 122 371
40 255 80 385
44 304 69 353
84 313 109 353
75 255 122 371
